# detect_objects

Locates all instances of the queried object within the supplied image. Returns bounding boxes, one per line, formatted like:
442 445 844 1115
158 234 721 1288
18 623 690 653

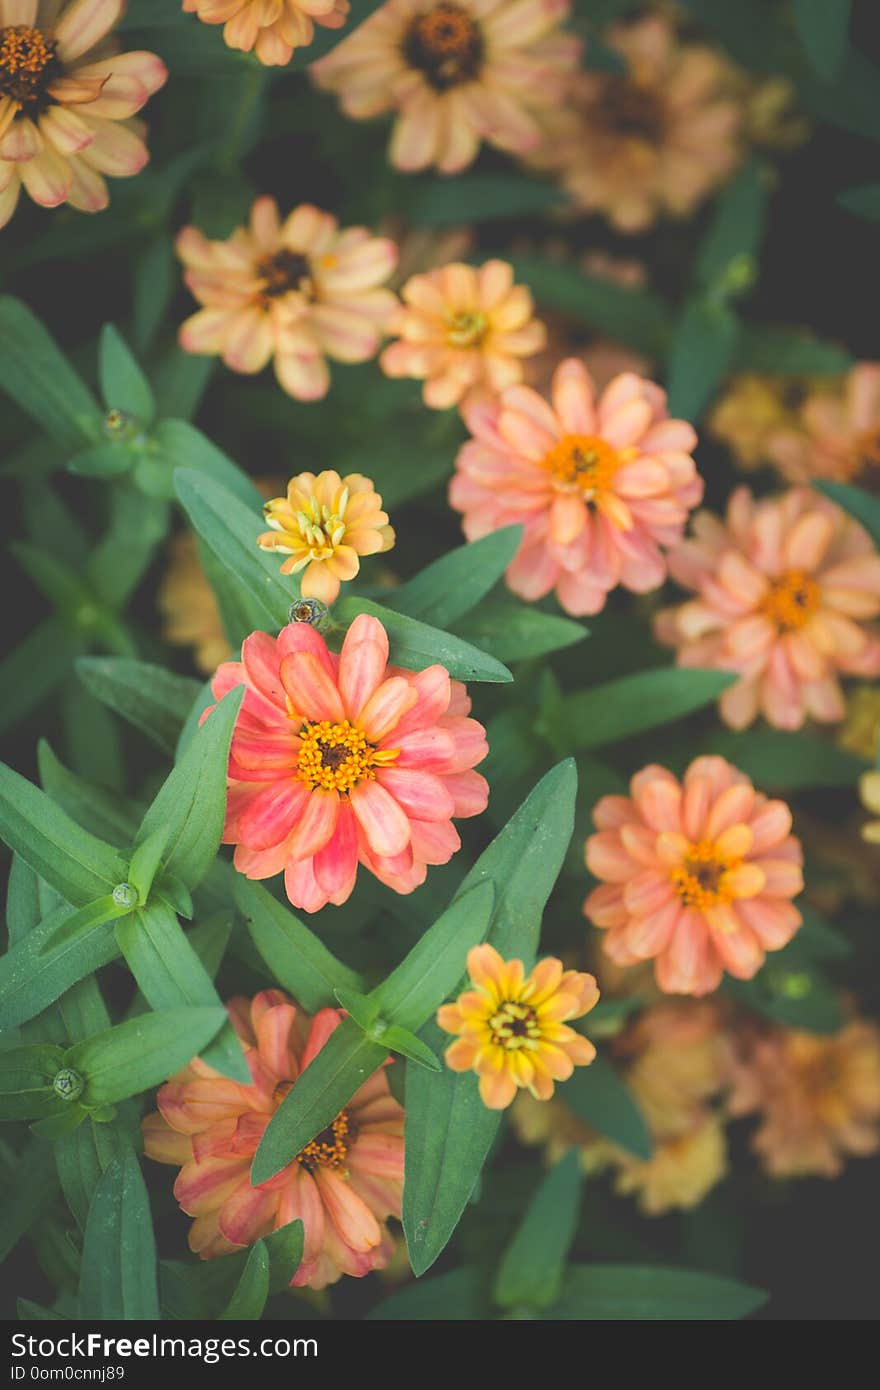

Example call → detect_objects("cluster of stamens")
671 840 740 911
403 4 484 90
543 433 625 498
257 248 313 301
266 491 349 563
0 25 58 105
295 718 398 794
761 569 820 631
295 1111 353 1172
487 999 542 1051
446 309 488 348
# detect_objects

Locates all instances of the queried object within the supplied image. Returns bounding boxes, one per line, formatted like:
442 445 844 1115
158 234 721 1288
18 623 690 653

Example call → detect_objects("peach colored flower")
210 613 489 912
612 1113 727 1214
143 990 404 1288
619 998 732 1137
708 374 804 471
257 471 395 605
182 0 349 66
449 358 703 617
380 259 545 410
177 196 398 401
656 487 880 730
437 943 599 1110
764 363 880 488
0 0 167 229
584 756 804 997
727 1020 880 1178
529 13 743 233
311 0 581 175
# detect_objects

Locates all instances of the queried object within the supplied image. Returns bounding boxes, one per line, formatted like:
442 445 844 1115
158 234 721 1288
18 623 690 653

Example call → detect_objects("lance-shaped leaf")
0 1137 59 1265
494 1150 582 1311
667 298 740 421
390 528 523 628
264 1219 304 1292
98 324 155 425
549 1264 767 1320
0 619 81 737
76 657 201 756
0 764 128 907
695 159 768 292
333 596 512 684
127 825 170 905
0 906 119 1031
454 600 587 663
155 420 264 509
562 1053 652 1159
0 296 102 449
38 742 139 847
80 1150 160 1320
219 1242 270 1321
560 668 736 750
815 480 880 548
403 760 577 1276
135 685 243 891
0 1044 66 1121
234 878 365 1012
64 1006 227 1106
55 1117 134 1231
38 894 124 955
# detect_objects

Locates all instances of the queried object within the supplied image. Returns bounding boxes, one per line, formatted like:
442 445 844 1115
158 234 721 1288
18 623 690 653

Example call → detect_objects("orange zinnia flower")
437 944 599 1110
0 0 166 228
764 363 880 488
143 991 405 1289
183 0 350 66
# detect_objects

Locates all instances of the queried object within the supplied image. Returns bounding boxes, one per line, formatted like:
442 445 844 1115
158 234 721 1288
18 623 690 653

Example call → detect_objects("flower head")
311 0 580 175
183 0 350 66
257 471 395 604
380 259 545 410
0 0 167 229
437 944 599 1109
210 613 488 912
708 374 804 471
727 1020 880 1178
143 990 404 1288
763 363 880 488
656 487 880 730
613 1114 728 1215
177 196 398 401
585 756 804 997
450 358 703 616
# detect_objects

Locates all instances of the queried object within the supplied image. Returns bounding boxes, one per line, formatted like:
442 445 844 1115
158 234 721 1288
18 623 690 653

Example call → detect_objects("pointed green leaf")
454 600 587 663
0 906 119 1031
391 527 523 627
0 1044 65 1121
38 742 138 846
76 657 201 756
333 988 381 1031
265 1219 304 1293
31 1106 87 1139
549 1264 766 1320
0 296 101 449
55 1118 133 1230
67 443 133 478
334 596 512 684
667 299 740 421
380 1027 442 1070
98 324 156 423
234 877 365 1010
562 668 736 750
562 1053 653 1159
695 159 768 290
127 825 170 905
86 487 170 608
494 1150 582 1310
219 1241 270 1320
733 325 852 376
155 420 264 508
80 1150 160 1320
64 1006 227 1106
38 894 123 955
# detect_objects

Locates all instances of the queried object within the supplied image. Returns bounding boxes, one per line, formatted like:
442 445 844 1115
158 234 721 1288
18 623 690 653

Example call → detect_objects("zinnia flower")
656 487 880 730
437 943 599 1109
257 470 395 604
143 990 404 1288
0 0 167 229
311 0 581 175
449 358 703 617
177 196 398 401
584 756 804 997
763 363 880 488
380 259 545 410
210 613 489 912
612 1113 728 1215
726 1020 880 1178
708 374 804 471
182 0 350 66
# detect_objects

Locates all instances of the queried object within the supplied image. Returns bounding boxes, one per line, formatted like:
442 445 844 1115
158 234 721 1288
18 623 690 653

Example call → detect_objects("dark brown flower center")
403 4 484 90
257 248 313 300
595 74 665 142
0 25 59 107
295 1110 355 1171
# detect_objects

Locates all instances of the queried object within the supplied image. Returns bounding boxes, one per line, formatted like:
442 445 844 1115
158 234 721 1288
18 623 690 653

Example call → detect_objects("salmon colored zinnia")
143 991 404 1288
0 0 167 229
380 259 545 410
311 0 581 175
177 196 398 401
209 613 489 911
584 756 804 997
437 943 599 1109
449 358 703 617
182 0 350 66
763 362 880 489
656 487 880 730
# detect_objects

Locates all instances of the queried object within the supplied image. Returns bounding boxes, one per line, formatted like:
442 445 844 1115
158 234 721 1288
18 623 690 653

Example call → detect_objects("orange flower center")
543 433 626 498
761 569 820 631
403 4 484 90
671 840 741 911
594 73 665 142
296 718 399 794
488 999 541 1051
295 1110 354 1171
0 25 58 105
257 248 313 301
446 309 488 348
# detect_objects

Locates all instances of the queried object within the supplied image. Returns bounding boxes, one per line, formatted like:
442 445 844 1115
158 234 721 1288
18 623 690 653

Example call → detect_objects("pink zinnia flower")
449 358 703 617
209 614 489 912
183 0 350 67
584 756 804 997
656 487 880 730
143 991 404 1289
764 362 880 488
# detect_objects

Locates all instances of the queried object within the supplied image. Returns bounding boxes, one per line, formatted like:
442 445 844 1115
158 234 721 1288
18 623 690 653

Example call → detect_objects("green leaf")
0 619 81 737
0 1044 65 1121
127 826 171 905
265 1219 304 1293
86 486 170 608
733 325 852 376
0 296 101 449
333 596 512 684
80 1150 160 1320
0 906 119 1031
38 742 138 847
251 1020 386 1184
67 442 134 479
380 1026 442 1070
155 420 264 509
561 668 736 750
76 657 201 757
368 1268 485 1320
391 527 523 628
724 957 845 1035
64 1007 227 1106
703 728 867 789
814 479 880 547
0 763 128 907
38 894 123 956
98 324 156 424
136 685 243 891
494 1150 581 1310
0 1138 59 1264
333 987 381 1032
549 1264 766 1320
837 183 880 220
562 1053 652 1159
219 1241 270 1320
407 173 564 225
507 257 672 358
695 159 768 292
55 1118 133 1231
667 299 741 421
234 878 365 1012
454 600 587 663
793 0 851 82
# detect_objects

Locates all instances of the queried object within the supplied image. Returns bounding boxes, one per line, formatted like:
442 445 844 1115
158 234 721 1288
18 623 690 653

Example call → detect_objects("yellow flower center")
296 718 399 794
403 4 484 90
0 25 58 105
671 840 741 911
295 1110 354 1172
488 999 542 1051
266 491 348 560
543 433 627 498
257 248 313 301
446 309 488 348
761 569 820 631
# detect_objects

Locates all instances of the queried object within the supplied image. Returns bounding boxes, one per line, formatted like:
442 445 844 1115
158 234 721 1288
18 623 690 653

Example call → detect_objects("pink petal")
281 652 346 722
349 779 411 858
